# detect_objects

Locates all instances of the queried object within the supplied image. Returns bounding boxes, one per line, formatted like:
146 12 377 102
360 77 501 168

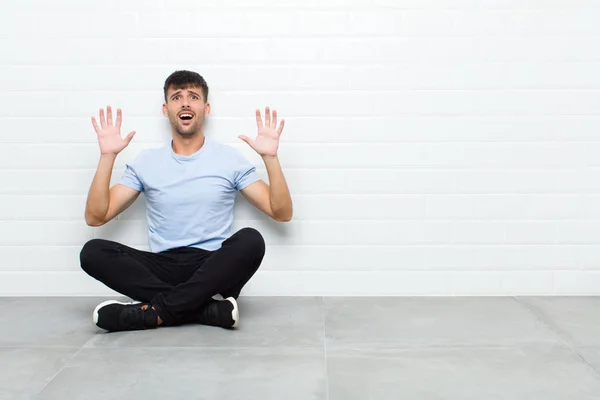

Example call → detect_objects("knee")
79 238 110 275
236 227 266 256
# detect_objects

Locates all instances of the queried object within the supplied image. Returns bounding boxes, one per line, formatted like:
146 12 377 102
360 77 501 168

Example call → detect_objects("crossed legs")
80 227 265 331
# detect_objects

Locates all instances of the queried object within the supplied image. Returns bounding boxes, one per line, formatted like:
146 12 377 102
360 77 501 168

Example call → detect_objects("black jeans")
80 227 265 325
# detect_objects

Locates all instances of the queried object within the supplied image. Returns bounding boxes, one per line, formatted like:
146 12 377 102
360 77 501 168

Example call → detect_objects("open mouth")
179 113 193 121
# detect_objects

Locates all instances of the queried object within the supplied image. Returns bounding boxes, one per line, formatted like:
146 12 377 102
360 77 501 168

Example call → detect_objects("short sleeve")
233 151 261 191
119 163 144 192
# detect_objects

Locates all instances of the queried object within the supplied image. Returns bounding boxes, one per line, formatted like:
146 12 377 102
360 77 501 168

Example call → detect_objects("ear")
205 103 211 116
162 103 168 117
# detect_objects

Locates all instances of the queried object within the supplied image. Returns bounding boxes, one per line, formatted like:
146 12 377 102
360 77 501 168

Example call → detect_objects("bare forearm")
85 154 116 224
263 155 293 221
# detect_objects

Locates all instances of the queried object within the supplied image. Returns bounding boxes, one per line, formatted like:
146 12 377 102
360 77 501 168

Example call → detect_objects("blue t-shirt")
119 136 260 253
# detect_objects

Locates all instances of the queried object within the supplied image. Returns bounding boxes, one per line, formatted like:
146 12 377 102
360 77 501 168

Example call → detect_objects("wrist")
261 154 278 161
100 152 118 161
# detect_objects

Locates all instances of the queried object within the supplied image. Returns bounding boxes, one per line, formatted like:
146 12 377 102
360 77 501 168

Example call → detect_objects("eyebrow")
170 90 202 99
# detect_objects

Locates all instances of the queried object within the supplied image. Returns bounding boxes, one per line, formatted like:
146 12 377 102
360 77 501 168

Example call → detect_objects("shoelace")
122 304 153 329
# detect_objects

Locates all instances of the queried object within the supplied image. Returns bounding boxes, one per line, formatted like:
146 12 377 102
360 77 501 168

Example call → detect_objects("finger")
265 106 271 127
124 131 136 144
116 108 122 130
277 119 285 136
99 108 107 129
255 109 263 129
91 117 101 134
107 105 113 127
272 109 277 129
238 135 253 147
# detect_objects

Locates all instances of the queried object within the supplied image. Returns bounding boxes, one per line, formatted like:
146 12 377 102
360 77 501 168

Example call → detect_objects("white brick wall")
1 0 600 296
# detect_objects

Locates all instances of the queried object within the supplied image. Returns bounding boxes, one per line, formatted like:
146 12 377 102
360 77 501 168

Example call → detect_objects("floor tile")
36 347 327 400
324 297 562 349
519 297 600 347
327 347 600 400
0 347 78 399
576 347 600 374
0 297 112 347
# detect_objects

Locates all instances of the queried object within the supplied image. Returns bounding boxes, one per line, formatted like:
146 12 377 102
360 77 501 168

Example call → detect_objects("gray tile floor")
1 296 600 399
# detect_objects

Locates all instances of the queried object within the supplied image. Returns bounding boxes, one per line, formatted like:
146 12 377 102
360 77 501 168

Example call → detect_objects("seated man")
80 70 292 333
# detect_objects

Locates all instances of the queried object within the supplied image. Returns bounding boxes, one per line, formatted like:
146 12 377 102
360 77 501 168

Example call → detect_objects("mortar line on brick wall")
3 218 600 222
0 269 591 272
6 87 600 91
65 34 600 39
5 37 600 46
8 61 600 67
4 115 600 119
8 60 600 64
40 6 600 10
6 167 600 171
0 243 593 247
0 193 593 197
7 62 600 67
4 113 600 117
5 141 600 145
2 192 600 196
0 244 577 248
7 87 600 92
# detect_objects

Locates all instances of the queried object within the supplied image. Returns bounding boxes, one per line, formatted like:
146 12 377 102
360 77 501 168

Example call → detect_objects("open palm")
91 106 136 155
239 107 285 158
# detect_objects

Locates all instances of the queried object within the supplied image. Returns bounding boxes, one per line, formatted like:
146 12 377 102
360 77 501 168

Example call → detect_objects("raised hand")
91 106 136 155
238 106 285 158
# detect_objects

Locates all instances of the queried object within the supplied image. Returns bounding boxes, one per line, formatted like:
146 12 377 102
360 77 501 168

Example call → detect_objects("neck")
171 132 206 156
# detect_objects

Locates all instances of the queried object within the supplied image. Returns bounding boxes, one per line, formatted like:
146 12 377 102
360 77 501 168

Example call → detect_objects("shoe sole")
93 299 237 328
93 300 140 327
226 297 239 328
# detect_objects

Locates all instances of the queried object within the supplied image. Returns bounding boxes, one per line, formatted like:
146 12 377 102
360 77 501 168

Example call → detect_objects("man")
80 70 293 333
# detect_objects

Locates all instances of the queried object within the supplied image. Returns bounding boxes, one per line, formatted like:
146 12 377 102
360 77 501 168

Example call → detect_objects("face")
162 85 210 138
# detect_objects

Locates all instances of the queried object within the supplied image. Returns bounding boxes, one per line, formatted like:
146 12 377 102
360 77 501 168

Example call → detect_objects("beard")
168 111 204 138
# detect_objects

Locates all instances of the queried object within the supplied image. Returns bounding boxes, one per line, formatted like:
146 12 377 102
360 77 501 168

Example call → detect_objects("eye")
173 95 180 100
191 95 199 100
